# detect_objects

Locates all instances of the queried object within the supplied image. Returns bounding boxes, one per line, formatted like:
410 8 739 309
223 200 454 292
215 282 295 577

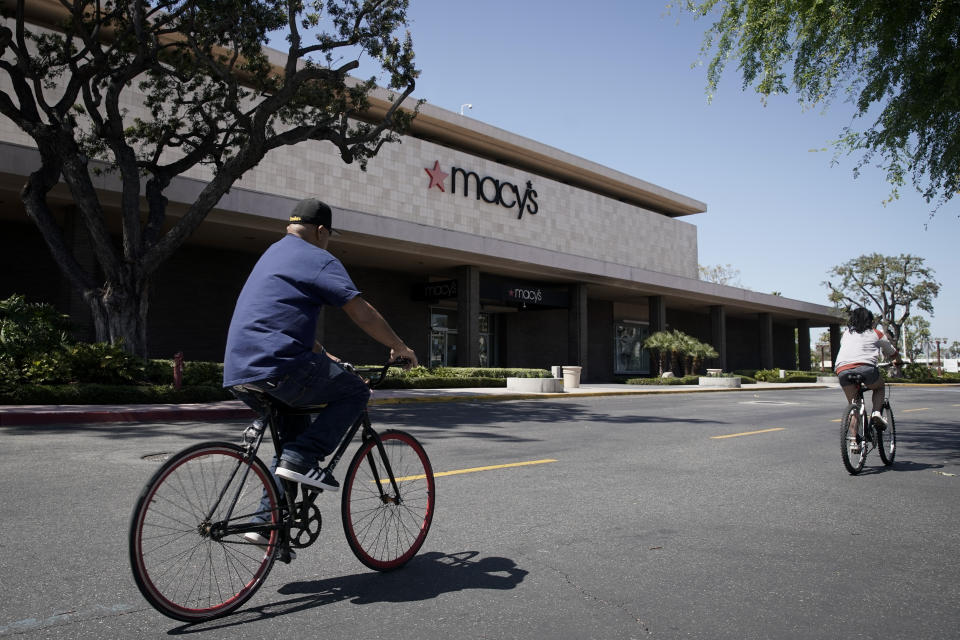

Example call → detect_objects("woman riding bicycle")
835 307 903 451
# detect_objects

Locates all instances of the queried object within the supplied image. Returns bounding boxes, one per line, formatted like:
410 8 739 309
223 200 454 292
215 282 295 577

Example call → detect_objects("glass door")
430 309 458 367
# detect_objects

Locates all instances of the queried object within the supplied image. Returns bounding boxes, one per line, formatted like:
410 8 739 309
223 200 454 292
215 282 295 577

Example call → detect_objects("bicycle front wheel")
342 429 435 571
129 442 280 622
877 403 896 466
840 406 866 475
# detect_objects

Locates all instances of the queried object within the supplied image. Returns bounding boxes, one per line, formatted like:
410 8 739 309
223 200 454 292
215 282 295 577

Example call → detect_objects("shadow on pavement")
373 399 727 442
168 551 527 634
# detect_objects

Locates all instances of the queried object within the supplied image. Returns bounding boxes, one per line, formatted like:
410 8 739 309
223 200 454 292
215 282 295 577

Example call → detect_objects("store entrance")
429 308 496 367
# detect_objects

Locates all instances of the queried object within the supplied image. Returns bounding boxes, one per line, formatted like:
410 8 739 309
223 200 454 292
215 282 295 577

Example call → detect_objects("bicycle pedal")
276 547 296 564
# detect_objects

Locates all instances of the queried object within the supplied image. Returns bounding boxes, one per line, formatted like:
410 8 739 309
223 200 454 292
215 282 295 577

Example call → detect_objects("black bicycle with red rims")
129 360 435 622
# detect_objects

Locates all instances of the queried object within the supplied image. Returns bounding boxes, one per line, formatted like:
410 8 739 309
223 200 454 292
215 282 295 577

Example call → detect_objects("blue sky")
322 0 959 345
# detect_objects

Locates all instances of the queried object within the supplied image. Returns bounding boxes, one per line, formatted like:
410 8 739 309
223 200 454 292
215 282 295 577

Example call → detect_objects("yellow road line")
388 458 558 482
711 427 785 440
902 408 929 413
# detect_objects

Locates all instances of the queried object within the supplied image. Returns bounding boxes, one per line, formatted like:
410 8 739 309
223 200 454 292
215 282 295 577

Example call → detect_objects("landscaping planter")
698 376 741 388
507 377 564 393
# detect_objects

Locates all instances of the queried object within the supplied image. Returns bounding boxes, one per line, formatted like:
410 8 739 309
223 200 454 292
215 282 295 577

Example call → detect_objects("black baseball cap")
288 198 339 233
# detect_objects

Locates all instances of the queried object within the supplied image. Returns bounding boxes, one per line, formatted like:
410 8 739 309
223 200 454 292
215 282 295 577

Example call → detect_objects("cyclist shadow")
857 459 947 475
169 551 526 633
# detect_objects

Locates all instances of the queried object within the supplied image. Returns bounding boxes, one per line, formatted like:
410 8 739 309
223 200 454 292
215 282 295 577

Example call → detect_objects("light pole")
460 103 472 115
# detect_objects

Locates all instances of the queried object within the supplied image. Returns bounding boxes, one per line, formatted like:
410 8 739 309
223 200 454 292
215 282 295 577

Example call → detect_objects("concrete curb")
0 383 840 427
3 382 954 426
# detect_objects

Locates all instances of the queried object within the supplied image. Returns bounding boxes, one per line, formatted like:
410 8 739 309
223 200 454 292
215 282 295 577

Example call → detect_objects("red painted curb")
0 407 255 426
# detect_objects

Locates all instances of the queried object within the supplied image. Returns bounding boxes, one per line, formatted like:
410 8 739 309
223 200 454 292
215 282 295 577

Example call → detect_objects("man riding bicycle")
223 198 417 493
835 307 903 452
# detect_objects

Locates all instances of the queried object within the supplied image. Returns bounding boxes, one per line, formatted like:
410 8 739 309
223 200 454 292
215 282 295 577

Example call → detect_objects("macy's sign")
424 160 539 219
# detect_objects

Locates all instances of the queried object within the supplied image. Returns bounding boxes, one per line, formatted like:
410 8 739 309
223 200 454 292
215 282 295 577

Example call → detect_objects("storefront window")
429 309 495 367
615 321 650 374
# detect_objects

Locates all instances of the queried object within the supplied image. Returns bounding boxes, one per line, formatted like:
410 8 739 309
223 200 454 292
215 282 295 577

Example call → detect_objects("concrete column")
829 323 841 369
648 295 666 334
456 265 480 367
710 305 727 371
567 283 588 377
797 319 810 371
759 313 774 369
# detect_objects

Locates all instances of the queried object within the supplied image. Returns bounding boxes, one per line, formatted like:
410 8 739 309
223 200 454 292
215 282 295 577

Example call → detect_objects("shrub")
144 359 174 384
183 361 224 387
22 350 74 384
0 354 22 391
0 294 72 360
68 341 144 384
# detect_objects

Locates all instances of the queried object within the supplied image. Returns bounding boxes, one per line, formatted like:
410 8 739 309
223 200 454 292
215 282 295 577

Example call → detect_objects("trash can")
551 365 563 379
562 366 582 389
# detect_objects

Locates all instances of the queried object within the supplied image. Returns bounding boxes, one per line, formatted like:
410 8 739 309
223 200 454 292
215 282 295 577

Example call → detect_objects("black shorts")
838 365 881 388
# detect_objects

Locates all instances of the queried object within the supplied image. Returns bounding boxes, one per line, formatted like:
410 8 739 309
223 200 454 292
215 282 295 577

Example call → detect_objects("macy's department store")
0 93 842 381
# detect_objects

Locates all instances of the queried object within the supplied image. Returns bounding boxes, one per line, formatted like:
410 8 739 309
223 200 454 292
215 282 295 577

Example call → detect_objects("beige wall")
0 18 699 279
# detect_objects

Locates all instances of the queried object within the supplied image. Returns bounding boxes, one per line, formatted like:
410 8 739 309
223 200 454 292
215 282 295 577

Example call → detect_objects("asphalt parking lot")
1 385 957 639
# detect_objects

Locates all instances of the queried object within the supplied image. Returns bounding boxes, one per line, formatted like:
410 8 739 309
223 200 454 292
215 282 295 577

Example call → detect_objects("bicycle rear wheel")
840 406 866 475
129 442 280 622
877 403 896 466
341 429 435 571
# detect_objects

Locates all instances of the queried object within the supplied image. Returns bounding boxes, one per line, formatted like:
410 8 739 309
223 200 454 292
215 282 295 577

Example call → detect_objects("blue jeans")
233 352 370 526
235 351 371 468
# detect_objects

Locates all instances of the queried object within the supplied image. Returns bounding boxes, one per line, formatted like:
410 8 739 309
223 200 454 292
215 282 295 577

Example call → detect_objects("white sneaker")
243 531 296 560
870 411 888 431
276 461 340 492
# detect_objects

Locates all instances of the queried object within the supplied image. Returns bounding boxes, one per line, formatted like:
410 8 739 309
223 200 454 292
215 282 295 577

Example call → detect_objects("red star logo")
424 160 448 192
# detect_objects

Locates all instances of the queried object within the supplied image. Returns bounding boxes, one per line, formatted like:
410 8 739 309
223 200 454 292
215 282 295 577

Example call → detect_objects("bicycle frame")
212 363 405 550
129 359 434 621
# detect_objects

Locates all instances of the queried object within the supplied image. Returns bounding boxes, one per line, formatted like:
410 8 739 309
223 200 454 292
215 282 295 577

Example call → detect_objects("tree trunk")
86 277 149 357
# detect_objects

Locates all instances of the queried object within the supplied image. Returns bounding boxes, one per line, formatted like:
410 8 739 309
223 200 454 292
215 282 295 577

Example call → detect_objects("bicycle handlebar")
350 358 412 389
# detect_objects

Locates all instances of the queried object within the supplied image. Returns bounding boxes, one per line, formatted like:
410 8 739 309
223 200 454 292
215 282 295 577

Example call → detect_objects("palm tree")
690 341 719 375
643 331 674 376
671 330 693 376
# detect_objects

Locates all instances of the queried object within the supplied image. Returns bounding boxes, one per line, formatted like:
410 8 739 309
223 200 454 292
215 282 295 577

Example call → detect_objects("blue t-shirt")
223 234 360 387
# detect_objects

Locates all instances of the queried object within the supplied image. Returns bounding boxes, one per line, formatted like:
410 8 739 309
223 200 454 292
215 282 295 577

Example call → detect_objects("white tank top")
835 328 895 372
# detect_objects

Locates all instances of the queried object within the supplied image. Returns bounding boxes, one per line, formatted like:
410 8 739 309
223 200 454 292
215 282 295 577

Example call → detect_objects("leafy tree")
811 330 831 370
679 0 960 209
0 0 419 355
903 315 931 361
947 341 960 359
699 263 744 287
823 253 940 347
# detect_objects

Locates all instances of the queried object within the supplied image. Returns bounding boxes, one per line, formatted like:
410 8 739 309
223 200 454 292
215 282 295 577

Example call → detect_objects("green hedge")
376 366 548 389
376 376 507 390
0 366 552 404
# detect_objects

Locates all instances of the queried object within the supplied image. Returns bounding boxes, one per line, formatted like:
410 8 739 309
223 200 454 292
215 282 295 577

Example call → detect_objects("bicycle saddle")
232 384 329 414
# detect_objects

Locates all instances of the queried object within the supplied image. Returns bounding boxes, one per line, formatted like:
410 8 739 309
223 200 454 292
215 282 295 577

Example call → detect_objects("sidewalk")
0 381 838 427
